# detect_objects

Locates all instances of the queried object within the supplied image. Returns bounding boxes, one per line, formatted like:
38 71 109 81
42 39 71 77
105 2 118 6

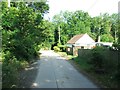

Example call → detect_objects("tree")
110 14 119 43
101 34 114 42
52 10 92 45
2 1 50 88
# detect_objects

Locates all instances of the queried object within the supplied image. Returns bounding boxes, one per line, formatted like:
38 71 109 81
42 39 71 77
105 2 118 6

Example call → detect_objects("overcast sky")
44 0 120 20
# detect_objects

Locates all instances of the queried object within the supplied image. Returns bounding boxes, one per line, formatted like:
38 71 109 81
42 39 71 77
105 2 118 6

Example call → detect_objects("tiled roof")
67 34 84 44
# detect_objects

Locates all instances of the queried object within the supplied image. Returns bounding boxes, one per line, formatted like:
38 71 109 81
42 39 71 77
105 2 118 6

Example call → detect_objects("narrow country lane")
29 50 99 88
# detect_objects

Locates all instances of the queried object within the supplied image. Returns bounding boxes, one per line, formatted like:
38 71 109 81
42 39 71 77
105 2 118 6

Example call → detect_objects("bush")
2 57 19 88
90 46 105 73
59 45 67 52
2 51 30 88
77 46 119 87
101 34 114 42
53 46 61 52
112 43 120 50
20 60 29 69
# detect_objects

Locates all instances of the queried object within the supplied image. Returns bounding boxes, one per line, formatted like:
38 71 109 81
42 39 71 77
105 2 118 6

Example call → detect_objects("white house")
66 33 95 55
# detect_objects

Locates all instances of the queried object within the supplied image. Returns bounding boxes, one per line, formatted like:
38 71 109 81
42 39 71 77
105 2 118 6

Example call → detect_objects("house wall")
73 46 81 56
66 44 95 56
66 33 95 55
73 46 91 56
66 46 84 56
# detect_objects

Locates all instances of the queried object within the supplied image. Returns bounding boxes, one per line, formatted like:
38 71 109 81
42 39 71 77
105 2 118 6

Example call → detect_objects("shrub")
2 51 29 88
112 43 120 50
59 45 67 52
101 34 114 42
114 56 120 87
2 57 19 88
90 46 105 73
53 46 61 52
20 60 29 69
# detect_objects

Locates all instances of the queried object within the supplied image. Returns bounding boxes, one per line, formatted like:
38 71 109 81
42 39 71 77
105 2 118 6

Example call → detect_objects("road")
30 50 99 88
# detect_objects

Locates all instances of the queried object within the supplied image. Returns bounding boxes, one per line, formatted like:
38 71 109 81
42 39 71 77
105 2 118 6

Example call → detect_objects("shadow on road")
18 60 39 88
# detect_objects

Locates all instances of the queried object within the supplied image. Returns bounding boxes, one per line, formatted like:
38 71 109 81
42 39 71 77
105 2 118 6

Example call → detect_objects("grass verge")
57 51 118 88
57 51 76 60
73 56 118 88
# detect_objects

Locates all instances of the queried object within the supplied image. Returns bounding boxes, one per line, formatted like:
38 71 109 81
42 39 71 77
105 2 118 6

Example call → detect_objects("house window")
68 48 70 51
81 46 84 49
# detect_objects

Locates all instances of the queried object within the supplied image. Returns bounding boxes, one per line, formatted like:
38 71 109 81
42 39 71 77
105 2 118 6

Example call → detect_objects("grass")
57 51 92 72
56 51 118 88
57 51 76 60
73 56 118 88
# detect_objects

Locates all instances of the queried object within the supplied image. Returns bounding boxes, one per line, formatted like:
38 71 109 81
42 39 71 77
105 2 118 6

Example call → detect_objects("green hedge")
77 46 119 88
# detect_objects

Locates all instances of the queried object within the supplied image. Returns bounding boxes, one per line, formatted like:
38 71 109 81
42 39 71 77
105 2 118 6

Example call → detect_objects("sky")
44 0 120 20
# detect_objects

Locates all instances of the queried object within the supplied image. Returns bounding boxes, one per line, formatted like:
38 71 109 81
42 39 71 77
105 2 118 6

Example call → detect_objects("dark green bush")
2 51 30 88
112 43 119 50
90 46 118 74
2 56 19 88
90 46 105 73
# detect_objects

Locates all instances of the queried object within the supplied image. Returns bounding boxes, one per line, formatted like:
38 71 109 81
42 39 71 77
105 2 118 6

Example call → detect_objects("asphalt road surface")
30 50 99 88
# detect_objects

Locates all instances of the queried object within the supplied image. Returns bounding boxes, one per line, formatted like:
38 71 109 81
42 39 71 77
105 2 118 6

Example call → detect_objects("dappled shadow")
18 60 39 88
66 57 102 88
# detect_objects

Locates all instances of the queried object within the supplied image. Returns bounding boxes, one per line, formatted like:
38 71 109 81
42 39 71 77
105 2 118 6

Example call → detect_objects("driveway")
30 50 99 88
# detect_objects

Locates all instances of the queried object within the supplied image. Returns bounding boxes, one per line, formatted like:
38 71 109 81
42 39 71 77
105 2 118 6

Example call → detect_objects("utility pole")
8 0 10 7
115 29 117 43
98 17 103 43
98 27 101 42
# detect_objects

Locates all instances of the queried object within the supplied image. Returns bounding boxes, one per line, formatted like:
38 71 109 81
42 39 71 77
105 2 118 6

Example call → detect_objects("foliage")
90 46 117 74
74 57 92 71
2 2 46 61
1 1 51 88
52 10 92 45
74 48 119 87
59 45 67 52
53 46 61 52
90 46 105 72
101 34 114 42
52 11 118 45
2 55 19 88
1 1 119 88
112 43 120 50
114 14 120 86
39 20 55 49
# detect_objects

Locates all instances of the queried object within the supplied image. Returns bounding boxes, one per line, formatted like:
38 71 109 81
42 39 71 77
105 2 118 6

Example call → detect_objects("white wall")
75 33 95 45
